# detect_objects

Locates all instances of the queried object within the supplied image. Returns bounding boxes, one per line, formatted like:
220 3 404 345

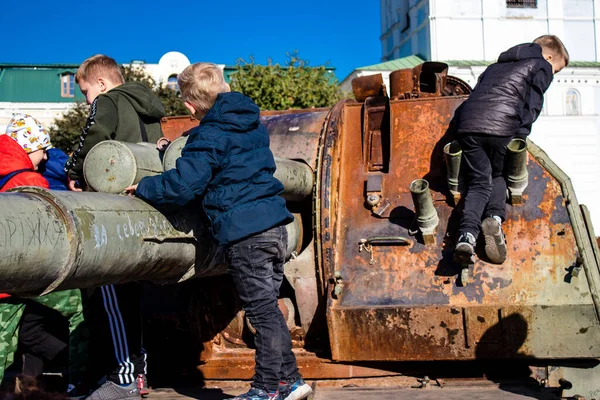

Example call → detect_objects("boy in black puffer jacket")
127 63 312 400
453 35 569 265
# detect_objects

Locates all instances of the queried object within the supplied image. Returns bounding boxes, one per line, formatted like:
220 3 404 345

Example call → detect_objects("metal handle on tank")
409 178 439 245
364 236 411 246
443 141 462 190
409 179 439 230
506 138 528 204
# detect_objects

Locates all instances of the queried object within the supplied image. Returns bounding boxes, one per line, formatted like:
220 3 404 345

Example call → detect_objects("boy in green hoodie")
65 54 165 191
64 55 163 399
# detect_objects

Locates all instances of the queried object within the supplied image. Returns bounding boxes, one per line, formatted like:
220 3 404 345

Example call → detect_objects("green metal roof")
222 66 237 84
0 63 80 68
443 60 600 68
567 61 600 67
442 60 493 67
0 66 85 102
0 62 340 102
354 57 600 71
568 61 600 67
357 55 425 71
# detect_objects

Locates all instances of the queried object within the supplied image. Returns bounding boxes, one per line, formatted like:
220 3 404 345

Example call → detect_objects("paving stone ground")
148 384 561 400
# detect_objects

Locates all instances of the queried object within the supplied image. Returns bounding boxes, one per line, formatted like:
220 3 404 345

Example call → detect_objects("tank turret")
2 62 599 396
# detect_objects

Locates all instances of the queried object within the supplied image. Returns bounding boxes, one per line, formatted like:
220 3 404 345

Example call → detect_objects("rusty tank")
2 62 599 398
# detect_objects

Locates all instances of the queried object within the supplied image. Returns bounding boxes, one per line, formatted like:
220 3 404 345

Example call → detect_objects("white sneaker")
85 380 139 400
482 217 507 264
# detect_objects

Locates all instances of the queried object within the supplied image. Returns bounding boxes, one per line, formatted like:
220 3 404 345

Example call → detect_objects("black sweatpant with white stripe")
85 283 146 385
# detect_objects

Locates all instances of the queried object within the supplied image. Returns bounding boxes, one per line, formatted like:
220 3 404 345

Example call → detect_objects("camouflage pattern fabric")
0 289 88 385
0 302 21 384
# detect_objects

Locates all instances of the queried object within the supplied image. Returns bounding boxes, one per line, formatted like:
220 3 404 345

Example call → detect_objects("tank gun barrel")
84 139 315 201
0 187 301 296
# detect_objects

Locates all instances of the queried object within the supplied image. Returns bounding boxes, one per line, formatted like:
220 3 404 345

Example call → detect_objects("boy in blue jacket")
39 147 70 190
126 63 311 400
453 35 569 265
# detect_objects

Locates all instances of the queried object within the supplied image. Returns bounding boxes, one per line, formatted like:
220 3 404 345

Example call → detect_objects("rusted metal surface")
142 66 600 389
362 97 390 172
445 76 472 96
352 74 387 102
261 110 327 171
198 351 403 380
390 62 467 100
327 305 600 361
413 62 448 97
525 141 600 323
315 99 350 298
320 92 600 361
160 115 198 141
389 69 415 98
160 110 327 171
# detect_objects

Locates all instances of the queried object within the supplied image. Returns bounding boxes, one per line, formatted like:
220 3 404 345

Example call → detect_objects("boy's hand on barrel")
68 178 83 192
125 184 138 196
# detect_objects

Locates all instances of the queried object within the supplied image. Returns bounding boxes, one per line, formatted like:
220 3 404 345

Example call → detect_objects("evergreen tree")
230 50 342 111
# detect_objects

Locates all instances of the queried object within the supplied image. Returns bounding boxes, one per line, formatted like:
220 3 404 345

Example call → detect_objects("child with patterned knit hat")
0 113 88 395
2 113 51 179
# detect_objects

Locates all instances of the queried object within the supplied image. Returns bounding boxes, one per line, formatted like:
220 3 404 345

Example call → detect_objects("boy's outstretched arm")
134 138 220 210
517 67 553 138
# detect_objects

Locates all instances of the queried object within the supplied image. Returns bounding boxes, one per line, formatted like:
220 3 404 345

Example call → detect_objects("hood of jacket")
0 135 35 175
498 43 546 64
106 82 166 119
201 92 260 132
38 147 69 190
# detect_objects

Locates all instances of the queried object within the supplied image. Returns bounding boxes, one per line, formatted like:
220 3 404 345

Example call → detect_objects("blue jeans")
458 134 512 237
226 225 300 392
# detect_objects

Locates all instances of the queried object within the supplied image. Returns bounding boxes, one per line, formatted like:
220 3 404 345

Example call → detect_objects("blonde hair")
76 54 125 85
177 63 229 112
534 35 570 67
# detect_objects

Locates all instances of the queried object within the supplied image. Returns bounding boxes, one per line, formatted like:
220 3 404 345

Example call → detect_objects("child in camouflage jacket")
0 114 88 392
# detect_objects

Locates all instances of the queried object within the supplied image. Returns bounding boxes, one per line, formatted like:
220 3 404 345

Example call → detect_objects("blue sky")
0 0 382 81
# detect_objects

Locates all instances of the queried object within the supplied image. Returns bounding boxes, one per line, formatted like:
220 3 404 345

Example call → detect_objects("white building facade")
381 0 600 63
0 102 80 134
374 0 600 229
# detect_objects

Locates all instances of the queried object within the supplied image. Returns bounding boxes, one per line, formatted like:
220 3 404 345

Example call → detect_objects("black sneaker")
454 232 476 265
482 217 507 264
